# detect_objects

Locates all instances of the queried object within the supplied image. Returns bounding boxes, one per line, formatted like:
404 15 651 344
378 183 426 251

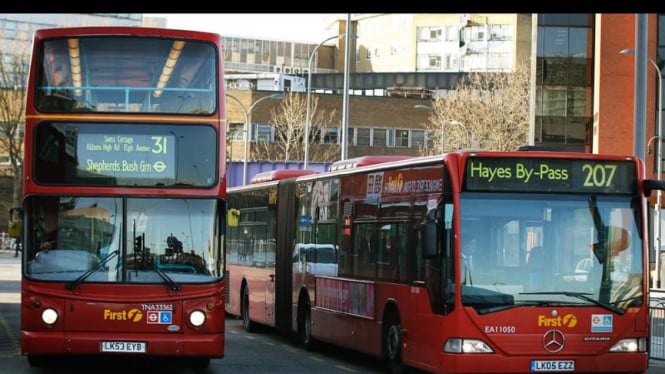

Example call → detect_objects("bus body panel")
21 282 225 357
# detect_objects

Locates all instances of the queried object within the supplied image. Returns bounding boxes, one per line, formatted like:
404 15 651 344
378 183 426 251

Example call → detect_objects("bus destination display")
464 157 637 194
77 133 176 181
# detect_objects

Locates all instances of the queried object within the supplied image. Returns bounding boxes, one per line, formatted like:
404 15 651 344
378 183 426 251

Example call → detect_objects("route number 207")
582 163 617 187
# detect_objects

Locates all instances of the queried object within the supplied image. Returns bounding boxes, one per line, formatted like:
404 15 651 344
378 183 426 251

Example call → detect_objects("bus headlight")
41 308 58 325
609 338 647 352
189 310 206 327
444 338 494 353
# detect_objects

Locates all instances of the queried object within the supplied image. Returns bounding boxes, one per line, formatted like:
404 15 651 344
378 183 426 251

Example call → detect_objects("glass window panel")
568 28 588 58
324 127 338 144
543 58 568 85
542 27 569 58
539 14 570 26
542 87 567 116
357 128 370 146
568 14 591 27
395 129 409 148
567 117 588 144
346 127 355 145
540 117 566 142
567 87 589 117
411 130 425 148
256 124 272 142
373 128 387 147
568 58 592 85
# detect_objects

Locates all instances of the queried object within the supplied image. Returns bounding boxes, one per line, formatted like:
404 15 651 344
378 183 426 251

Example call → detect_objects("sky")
150 14 348 44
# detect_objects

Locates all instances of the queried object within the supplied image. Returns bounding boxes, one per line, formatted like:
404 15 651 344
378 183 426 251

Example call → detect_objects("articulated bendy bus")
226 152 663 373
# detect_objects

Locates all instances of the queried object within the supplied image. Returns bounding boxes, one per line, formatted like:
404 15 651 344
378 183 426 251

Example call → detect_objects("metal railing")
651 297 665 359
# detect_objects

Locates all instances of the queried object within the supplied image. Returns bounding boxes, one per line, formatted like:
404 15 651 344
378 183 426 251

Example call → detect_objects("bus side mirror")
644 179 665 197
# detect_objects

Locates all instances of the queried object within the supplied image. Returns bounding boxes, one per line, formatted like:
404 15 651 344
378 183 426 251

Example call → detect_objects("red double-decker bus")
226 152 664 373
17 26 227 367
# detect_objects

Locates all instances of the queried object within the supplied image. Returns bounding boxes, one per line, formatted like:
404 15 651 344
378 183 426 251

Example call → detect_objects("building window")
429 28 442 40
411 130 425 148
346 127 355 146
229 123 244 140
538 87 567 117
429 55 442 69
356 128 371 146
255 123 272 142
373 128 389 147
417 26 442 41
395 129 409 148
324 127 338 144
470 26 486 41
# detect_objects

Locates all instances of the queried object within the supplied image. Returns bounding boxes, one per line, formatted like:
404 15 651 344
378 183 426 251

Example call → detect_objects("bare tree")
0 47 29 208
423 63 531 154
255 92 338 163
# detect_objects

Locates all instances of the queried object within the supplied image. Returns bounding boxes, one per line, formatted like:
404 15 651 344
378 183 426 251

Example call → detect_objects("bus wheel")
298 295 317 351
241 285 257 332
383 313 405 374
188 357 211 368
27 354 48 367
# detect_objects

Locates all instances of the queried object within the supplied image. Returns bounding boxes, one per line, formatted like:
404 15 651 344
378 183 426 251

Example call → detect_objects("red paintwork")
21 26 226 360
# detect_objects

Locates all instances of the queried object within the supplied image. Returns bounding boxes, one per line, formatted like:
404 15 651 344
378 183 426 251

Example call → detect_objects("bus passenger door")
410 202 450 364
265 240 276 326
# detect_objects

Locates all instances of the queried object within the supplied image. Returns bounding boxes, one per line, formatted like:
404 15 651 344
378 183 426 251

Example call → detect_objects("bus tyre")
188 357 211 369
27 354 48 367
298 295 317 351
242 284 257 332
383 313 405 374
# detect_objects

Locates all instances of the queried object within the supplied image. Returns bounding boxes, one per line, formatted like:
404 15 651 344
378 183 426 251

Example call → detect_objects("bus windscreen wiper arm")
66 250 119 290
152 261 182 291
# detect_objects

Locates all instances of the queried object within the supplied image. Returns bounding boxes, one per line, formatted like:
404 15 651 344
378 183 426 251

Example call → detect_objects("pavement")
0 249 20 305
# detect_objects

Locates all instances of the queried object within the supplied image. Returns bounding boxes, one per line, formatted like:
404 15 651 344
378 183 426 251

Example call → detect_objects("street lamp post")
449 120 470 149
304 33 346 169
226 93 284 185
620 48 663 288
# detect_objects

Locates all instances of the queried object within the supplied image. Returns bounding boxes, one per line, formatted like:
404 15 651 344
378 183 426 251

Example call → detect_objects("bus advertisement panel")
18 26 227 368
226 153 663 373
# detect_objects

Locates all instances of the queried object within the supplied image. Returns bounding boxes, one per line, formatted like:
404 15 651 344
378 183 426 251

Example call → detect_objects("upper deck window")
35 36 217 115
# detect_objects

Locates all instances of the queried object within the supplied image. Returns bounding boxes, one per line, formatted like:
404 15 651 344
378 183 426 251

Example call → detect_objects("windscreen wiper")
152 261 182 291
66 250 119 290
520 291 624 315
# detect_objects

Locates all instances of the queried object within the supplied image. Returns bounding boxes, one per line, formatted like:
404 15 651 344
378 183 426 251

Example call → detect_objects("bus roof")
250 169 318 184
328 155 413 171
